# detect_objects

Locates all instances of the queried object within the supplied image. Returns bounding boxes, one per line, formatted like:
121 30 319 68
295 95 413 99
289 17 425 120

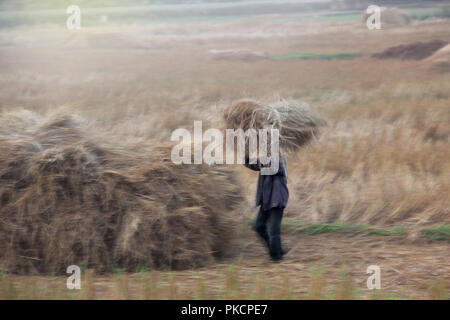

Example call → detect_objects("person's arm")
244 155 286 176
244 156 261 171
274 155 287 177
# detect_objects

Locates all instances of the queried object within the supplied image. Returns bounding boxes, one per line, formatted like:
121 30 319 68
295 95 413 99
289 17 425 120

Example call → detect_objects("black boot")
269 235 283 261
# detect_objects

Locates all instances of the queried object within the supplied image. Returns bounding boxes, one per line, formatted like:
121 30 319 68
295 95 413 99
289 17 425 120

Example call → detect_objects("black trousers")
253 206 284 260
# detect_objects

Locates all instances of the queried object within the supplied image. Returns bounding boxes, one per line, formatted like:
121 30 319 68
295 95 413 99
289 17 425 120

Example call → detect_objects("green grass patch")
410 7 450 21
288 223 366 235
282 220 406 238
421 225 450 242
253 218 447 242
410 12 433 21
274 52 360 61
366 226 406 237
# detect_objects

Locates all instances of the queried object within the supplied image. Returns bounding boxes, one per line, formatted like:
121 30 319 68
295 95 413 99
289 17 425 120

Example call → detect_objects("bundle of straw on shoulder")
222 99 326 153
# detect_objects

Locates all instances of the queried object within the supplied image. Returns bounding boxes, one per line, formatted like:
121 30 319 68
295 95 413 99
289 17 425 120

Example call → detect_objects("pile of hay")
372 40 447 60
0 110 243 274
209 49 272 62
222 99 326 152
362 7 411 27
426 44 450 72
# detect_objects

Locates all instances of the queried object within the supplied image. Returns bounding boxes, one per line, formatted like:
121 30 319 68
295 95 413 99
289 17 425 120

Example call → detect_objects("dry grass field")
0 2 449 299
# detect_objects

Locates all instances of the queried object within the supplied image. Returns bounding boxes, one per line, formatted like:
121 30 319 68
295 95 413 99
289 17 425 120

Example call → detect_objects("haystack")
426 44 450 72
209 49 272 62
222 99 326 152
362 7 410 27
0 110 243 274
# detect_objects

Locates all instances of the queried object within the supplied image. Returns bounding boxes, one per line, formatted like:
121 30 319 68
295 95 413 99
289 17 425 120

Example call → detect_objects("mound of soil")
372 40 448 60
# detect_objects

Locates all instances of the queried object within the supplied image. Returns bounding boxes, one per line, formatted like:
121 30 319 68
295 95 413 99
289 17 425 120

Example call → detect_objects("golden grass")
1 264 446 300
0 18 449 298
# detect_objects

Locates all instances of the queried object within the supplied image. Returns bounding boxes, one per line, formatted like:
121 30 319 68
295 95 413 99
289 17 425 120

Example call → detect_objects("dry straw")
222 99 327 152
0 110 244 274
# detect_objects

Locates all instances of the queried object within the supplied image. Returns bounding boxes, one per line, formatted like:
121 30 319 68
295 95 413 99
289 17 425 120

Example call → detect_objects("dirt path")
101 233 449 299
234 233 450 298
4 233 448 299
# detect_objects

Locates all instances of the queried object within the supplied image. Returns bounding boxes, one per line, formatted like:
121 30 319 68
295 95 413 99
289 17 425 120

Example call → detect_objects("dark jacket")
244 155 289 211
